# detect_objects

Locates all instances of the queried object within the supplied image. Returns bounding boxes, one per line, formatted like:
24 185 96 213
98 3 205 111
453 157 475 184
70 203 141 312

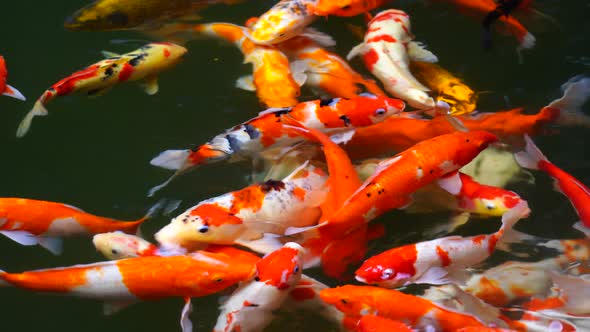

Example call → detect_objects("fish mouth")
355 275 368 283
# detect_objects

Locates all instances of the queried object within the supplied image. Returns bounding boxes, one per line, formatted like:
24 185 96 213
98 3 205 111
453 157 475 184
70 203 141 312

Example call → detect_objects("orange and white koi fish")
355 200 530 288
0 56 25 101
155 162 328 252
320 285 487 331
347 10 440 110
278 35 385 98
213 242 304 332
149 95 404 195
17 42 187 137
0 198 160 255
356 315 415 332
523 272 590 316
282 275 345 325
310 0 387 17
516 135 590 236
247 0 319 45
0 251 256 332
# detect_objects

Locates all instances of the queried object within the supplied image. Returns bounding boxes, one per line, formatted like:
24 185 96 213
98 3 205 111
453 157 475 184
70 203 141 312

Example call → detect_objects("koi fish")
356 315 415 332
456 328 518 332
213 242 304 332
155 162 328 252
310 0 387 17
355 200 530 288
342 76 590 159
278 35 386 98
523 271 590 316
149 95 404 195
93 232 160 259
319 285 487 331
0 251 256 332
0 56 25 100
347 10 440 110
282 275 345 325
410 61 477 116
516 135 590 235
0 198 160 255
17 42 187 137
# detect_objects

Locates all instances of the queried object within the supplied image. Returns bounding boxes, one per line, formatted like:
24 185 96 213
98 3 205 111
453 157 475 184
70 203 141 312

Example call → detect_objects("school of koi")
1 0 590 331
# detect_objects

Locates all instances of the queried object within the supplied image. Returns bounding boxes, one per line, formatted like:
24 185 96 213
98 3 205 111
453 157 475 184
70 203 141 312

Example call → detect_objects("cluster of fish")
2 0 590 331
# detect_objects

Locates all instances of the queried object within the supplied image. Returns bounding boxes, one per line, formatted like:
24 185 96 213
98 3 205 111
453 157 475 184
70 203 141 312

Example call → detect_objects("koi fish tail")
16 100 48 137
548 75 590 127
514 135 547 170
129 199 168 234
0 270 9 287
150 149 192 170
3 84 26 101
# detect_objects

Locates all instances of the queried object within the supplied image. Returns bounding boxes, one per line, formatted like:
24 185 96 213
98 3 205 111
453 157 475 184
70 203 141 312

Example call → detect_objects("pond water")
0 0 589 331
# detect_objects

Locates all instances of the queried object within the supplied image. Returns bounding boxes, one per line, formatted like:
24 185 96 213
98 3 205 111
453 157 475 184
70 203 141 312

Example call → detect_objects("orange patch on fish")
0 266 92 292
436 245 451 267
231 185 266 213
189 203 243 227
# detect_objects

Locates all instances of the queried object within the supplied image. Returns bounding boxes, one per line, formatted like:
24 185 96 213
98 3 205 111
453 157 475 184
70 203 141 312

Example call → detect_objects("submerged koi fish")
279 35 385 98
356 315 415 332
149 95 404 195
347 10 440 110
213 242 304 332
282 275 345 325
310 0 387 17
320 285 486 331
355 200 530 288
0 251 255 332
410 61 477 116
516 135 590 235
17 42 187 137
155 162 328 252
523 271 590 316
247 0 318 45
0 56 25 101
0 198 159 255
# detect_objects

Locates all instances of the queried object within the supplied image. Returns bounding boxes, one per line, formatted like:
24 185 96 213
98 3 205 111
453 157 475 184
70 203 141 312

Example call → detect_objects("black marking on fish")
226 134 241 154
102 66 114 80
128 53 147 67
243 123 260 139
339 115 351 126
260 180 286 192
319 98 335 107
106 11 129 27
270 108 292 117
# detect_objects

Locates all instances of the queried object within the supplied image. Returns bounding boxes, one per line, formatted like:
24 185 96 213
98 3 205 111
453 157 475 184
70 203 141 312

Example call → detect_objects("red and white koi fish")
0 56 25 101
155 162 328 252
0 251 256 332
0 198 160 255
149 95 404 195
523 271 590 316
347 10 440 110
516 135 590 236
355 200 530 288
278 35 385 98
320 285 487 331
356 315 415 332
17 42 187 137
213 242 304 332
282 275 345 325
310 0 387 17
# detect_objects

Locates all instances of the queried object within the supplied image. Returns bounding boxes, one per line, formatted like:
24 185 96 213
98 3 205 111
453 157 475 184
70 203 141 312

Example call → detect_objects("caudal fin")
0 269 8 287
16 100 49 137
548 76 590 127
150 149 191 170
514 135 548 170
3 84 26 101
131 199 167 234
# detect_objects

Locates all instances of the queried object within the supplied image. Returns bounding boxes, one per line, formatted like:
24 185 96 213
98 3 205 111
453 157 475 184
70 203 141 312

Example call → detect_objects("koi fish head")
155 202 245 249
131 42 187 71
64 1 143 31
437 82 477 116
344 95 406 126
355 245 418 288
93 232 156 260
319 285 380 317
370 9 411 30
470 192 523 217
248 0 315 45
255 242 304 290
253 50 301 107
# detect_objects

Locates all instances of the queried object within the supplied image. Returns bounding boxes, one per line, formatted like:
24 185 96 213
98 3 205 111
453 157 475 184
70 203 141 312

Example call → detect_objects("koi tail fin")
3 84 26 101
16 100 48 137
514 135 548 170
549 75 590 127
131 199 167 235
150 149 191 170
499 200 531 235
0 270 8 287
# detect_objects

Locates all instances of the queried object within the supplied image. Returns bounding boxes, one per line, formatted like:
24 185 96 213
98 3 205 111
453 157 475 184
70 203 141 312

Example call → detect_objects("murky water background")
0 0 589 331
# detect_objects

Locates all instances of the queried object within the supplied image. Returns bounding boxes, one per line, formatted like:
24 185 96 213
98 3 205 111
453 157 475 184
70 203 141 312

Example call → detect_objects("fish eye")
111 249 119 255
341 5 351 10
198 225 209 233
341 299 349 304
486 203 495 210
374 108 386 116
293 265 300 273
381 268 394 280
254 276 260 282
215 278 224 282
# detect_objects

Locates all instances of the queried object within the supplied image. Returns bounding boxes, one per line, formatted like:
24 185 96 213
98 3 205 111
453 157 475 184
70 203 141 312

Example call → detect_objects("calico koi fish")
17 42 187 137
155 162 328 252
310 0 387 17
516 135 590 235
247 0 318 45
0 56 25 101
355 200 529 288
278 35 385 98
0 198 159 255
0 251 256 332
149 95 404 195
319 285 486 331
213 242 304 332
347 10 440 110
356 315 415 332
410 61 477 116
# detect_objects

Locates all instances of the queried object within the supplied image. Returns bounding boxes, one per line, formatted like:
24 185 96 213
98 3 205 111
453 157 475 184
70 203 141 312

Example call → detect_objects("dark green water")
0 1 589 331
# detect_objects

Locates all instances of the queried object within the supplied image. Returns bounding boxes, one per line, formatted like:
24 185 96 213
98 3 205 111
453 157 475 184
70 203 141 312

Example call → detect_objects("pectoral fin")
38 236 63 255
0 230 38 246
101 51 121 58
141 76 159 95
413 267 450 285
236 75 256 91
180 297 193 332
103 300 135 315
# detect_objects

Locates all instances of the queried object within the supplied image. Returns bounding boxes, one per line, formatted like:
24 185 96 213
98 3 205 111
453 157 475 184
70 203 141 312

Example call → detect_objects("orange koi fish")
17 42 187 137
516 135 590 235
155 162 328 252
355 200 529 288
0 251 256 332
347 10 440 110
213 242 304 332
0 198 160 255
356 315 415 332
319 285 486 331
0 56 25 101
310 0 386 17
149 95 404 195
278 35 385 98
